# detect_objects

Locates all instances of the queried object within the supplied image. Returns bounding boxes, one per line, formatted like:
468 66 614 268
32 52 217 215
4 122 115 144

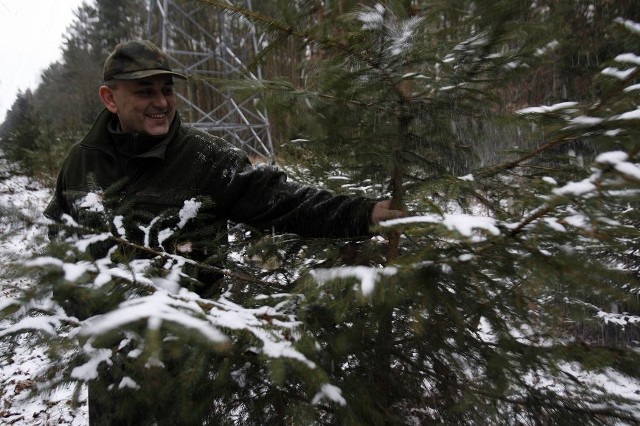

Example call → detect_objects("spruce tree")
1 1 639 425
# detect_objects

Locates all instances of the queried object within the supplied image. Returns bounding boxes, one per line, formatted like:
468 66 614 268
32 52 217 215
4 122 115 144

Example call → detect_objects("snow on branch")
25 256 94 281
596 151 640 180
24 252 155 289
380 213 500 239
554 151 640 197
516 102 579 115
158 198 202 248
77 192 104 213
614 108 640 121
70 281 316 369
615 53 640 66
615 18 640 35
0 315 60 338
208 297 316 368
597 311 640 327
601 66 637 80
79 290 228 344
358 3 385 31
356 3 423 58
311 265 398 297
70 347 113 381
0 295 74 338
311 383 347 406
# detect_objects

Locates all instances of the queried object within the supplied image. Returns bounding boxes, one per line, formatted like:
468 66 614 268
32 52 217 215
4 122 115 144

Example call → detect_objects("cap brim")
111 69 187 80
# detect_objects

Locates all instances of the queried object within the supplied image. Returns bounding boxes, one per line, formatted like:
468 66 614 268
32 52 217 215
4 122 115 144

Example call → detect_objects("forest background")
1 0 640 424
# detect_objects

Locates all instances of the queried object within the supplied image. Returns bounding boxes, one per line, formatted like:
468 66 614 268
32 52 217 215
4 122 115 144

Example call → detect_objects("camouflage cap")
103 39 187 81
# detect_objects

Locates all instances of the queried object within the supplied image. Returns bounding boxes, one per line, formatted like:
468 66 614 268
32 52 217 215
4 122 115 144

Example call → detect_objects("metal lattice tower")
147 0 274 161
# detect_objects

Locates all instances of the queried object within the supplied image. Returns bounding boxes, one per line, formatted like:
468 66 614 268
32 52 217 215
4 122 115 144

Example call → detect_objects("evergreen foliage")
1 1 640 425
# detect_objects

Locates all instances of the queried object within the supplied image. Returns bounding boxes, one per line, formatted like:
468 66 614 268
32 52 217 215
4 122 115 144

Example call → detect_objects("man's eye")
163 88 174 95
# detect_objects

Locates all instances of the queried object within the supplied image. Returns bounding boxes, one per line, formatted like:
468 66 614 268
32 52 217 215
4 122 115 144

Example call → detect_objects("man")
45 40 401 261
44 39 402 424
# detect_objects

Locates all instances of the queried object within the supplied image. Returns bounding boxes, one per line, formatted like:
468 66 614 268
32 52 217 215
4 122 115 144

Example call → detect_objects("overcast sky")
0 0 86 122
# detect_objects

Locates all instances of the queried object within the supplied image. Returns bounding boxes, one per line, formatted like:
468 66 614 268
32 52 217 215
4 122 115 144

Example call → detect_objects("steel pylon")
147 0 274 161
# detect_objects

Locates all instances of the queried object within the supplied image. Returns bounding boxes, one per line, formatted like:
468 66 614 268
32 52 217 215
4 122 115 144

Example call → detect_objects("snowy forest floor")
1 160 640 424
0 161 87 425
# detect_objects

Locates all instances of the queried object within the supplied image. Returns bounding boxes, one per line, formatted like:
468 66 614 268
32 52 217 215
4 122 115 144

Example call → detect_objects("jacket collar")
80 108 181 160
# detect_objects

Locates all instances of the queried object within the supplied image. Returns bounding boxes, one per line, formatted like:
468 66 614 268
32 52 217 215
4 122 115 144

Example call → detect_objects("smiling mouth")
147 112 167 120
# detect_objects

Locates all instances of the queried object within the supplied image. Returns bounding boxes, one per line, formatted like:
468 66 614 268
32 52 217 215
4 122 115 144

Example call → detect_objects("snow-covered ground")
0 161 88 425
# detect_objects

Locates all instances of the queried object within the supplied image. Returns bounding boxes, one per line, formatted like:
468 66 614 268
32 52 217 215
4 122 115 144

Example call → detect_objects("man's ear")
99 85 118 113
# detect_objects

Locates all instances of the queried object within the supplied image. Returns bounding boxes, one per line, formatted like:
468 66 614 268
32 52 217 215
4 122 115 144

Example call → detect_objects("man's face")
102 75 177 136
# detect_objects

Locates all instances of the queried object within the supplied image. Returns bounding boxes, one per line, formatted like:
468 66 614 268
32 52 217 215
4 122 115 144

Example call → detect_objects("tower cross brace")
147 0 274 161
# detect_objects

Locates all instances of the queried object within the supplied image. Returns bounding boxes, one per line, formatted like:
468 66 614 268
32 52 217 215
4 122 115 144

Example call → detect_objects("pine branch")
493 393 640 424
475 133 584 179
49 220 279 290
198 0 414 102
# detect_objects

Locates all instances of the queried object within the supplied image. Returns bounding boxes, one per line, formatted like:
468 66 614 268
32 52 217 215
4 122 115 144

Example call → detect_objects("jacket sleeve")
218 163 377 239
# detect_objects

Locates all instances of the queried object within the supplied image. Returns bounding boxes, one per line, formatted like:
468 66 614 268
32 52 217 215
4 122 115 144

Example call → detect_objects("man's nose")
152 92 169 108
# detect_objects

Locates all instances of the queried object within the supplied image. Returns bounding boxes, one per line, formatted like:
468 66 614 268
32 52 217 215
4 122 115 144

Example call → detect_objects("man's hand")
371 200 404 224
